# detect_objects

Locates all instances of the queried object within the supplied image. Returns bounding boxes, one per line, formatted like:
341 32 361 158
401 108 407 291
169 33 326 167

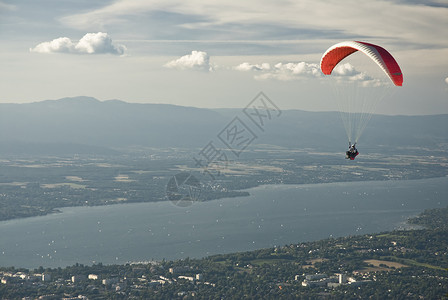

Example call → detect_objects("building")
71 275 85 283
305 274 327 281
102 277 119 285
37 294 59 300
149 280 162 287
327 282 341 288
169 266 189 274
302 279 328 287
302 273 339 288
349 280 372 287
178 275 195 282
42 273 52 282
88 274 99 280
337 273 347 284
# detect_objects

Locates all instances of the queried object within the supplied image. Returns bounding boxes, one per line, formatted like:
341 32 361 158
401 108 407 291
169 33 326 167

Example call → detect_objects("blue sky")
0 0 447 114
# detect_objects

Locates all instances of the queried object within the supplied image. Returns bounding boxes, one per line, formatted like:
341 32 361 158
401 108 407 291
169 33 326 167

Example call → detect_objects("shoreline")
1 175 447 223
0 176 446 269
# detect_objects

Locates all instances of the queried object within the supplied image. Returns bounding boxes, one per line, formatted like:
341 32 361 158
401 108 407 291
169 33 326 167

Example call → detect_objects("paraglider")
320 41 403 160
346 143 358 160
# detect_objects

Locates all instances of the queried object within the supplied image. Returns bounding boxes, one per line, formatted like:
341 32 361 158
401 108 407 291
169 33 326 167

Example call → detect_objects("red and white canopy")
320 41 403 86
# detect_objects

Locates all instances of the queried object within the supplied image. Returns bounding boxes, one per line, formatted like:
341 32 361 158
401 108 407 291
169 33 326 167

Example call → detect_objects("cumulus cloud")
332 63 384 87
235 61 321 81
332 63 359 77
234 60 386 86
164 51 213 71
234 62 271 72
30 32 126 55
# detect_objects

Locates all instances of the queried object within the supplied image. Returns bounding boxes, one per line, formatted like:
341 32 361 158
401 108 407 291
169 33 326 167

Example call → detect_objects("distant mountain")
0 97 226 154
215 108 448 151
0 96 446 155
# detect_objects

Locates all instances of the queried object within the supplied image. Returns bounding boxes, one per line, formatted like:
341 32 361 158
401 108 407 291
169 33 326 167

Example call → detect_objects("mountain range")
0 96 446 155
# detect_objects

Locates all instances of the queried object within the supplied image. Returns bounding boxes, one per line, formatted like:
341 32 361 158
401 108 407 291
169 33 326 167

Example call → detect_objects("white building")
337 273 347 284
88 274 99 280
302 279 328 287
178 276 194 282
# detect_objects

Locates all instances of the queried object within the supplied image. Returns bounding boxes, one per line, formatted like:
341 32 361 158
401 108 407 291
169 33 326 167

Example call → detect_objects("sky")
0 0 447 115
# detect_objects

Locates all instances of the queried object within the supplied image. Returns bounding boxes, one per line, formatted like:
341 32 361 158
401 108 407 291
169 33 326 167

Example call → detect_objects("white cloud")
234 62 271 72
164 51 213 71
30 32 126 55
234 60 386 86
30 37 74 54
235 61 322 81
332 63 384 87
75 32 126 54
332 63 358 77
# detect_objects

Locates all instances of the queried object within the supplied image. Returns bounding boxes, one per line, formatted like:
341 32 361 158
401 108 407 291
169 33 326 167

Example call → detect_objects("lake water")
0 177 447 269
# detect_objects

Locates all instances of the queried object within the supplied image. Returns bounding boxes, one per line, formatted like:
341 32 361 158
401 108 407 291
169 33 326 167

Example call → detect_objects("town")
0 263 215 300
0 266 374 299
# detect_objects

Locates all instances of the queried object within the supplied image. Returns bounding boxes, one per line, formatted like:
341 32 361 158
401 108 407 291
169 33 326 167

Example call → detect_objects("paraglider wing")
320 41 404 155
320 41 403 86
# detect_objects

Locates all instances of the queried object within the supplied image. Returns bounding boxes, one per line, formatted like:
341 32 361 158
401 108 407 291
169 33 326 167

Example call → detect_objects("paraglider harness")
346 142 359 160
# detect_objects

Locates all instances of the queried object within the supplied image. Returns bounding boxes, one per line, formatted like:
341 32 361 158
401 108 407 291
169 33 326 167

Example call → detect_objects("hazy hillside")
0 96 447 155
0 97 225 154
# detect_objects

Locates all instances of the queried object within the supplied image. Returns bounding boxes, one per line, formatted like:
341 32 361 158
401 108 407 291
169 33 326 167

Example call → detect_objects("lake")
0 177 447 269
